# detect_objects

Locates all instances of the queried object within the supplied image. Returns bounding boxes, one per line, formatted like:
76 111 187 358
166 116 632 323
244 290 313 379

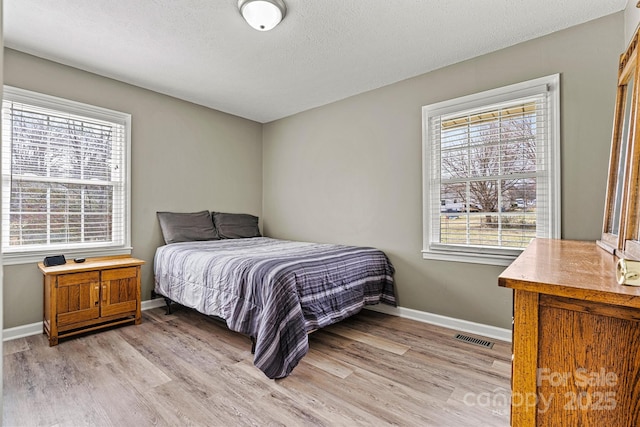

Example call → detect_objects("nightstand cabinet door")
40 256 145 346
100 267 139 318
56 271 100 326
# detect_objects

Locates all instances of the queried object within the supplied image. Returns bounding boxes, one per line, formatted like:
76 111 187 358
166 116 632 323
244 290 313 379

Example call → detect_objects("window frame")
422 75 561 266
1 86 132 265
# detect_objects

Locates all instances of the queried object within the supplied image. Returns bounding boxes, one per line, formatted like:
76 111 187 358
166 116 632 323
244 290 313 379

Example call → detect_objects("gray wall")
3 49 263 329
1 13 625 331
262 13 624 329
625 2 640 45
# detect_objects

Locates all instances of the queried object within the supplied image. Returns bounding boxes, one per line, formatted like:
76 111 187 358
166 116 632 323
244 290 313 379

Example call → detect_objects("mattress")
154 237 396 378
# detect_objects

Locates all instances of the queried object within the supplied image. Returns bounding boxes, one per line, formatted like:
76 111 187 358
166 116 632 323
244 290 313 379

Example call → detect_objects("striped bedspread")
154 237 396 378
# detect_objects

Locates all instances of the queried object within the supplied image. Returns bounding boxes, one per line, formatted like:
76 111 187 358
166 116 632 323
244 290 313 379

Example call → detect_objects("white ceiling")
4 0 628 123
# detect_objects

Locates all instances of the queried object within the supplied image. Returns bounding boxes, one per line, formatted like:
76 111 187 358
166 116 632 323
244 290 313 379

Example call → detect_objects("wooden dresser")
39 255 145 346
499 238 640 426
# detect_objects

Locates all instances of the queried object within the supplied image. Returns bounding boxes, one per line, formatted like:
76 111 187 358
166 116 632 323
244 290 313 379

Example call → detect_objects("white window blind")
422 75 560 265
1 86 131 263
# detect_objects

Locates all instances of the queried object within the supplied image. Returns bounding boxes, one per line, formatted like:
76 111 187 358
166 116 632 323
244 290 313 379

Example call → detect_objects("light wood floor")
4 307 512 426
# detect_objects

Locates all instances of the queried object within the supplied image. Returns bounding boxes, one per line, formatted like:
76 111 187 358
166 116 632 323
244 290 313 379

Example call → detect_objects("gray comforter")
154 237 396 378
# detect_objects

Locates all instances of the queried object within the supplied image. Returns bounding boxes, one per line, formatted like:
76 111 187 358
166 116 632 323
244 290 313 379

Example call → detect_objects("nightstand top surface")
38 255 145 275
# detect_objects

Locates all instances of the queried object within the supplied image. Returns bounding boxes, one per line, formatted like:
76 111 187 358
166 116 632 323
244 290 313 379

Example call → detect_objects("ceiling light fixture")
238 0 286 31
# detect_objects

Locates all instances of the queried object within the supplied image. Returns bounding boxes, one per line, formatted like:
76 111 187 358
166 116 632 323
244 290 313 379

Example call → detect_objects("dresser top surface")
499 238 640 305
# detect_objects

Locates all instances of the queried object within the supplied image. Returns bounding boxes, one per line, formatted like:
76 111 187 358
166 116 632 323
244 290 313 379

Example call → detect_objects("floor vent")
454 333 494 349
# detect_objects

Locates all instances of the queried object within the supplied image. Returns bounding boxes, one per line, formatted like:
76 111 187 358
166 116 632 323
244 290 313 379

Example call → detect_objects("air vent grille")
454 333 494 349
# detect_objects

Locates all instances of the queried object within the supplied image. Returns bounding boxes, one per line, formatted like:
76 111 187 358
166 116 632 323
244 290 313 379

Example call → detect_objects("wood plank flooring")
3 307 512 426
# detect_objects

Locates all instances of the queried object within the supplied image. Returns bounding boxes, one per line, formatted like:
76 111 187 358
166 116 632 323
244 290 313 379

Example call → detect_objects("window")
422 75 560 265
1 86 131 264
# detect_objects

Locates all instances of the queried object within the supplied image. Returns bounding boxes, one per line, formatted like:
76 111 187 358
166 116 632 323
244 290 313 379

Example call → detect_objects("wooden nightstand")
39 255 145 346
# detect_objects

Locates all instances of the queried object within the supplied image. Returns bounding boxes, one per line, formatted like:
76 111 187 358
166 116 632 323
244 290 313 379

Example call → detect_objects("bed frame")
150 290 258 354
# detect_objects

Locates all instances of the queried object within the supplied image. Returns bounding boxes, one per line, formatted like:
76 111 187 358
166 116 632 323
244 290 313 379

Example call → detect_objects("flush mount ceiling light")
238 0 286 31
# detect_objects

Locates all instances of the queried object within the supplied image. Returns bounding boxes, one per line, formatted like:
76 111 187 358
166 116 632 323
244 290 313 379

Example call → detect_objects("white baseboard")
2 299 512 344
2 298 168 342
3 322 43 341
142 298 167 311
366 304 512 343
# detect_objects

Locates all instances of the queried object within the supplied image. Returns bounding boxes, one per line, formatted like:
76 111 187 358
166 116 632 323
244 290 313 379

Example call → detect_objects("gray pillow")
157 211 218 244
212 212 261 239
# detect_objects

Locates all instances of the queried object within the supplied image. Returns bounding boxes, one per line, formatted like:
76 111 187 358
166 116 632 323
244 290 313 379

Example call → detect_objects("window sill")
421 249 519 266
2 246 133 266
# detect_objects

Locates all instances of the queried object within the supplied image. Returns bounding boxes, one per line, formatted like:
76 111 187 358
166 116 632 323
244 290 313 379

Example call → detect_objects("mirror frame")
599 28 640 258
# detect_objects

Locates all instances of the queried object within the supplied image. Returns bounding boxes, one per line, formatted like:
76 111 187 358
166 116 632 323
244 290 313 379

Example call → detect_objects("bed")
153 212 396 379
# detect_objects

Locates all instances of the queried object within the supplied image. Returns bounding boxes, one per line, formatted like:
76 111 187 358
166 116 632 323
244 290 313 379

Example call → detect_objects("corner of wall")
625 2 640 46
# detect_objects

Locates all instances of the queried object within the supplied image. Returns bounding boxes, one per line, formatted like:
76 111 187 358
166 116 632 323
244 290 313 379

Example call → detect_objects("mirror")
599 29 640 258
623 70 640 259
